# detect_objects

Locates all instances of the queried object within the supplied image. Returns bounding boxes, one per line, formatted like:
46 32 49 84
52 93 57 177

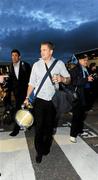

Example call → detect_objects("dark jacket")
69 64 88 106
8 61 31 109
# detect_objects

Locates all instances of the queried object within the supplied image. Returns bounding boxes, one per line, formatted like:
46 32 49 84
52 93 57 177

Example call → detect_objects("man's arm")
25 84 34 99
24 84 34 105
0 75 8 83
0 75 4 83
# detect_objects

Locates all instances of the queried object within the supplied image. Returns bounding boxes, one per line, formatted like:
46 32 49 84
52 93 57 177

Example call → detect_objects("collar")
13 60 20 67
39 57 55 66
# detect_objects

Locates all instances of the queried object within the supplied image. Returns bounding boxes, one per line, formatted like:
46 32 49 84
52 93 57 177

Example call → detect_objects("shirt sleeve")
28 63 37 87
58 60 70 77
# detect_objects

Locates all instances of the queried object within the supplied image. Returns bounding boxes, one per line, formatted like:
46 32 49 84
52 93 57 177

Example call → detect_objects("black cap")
78 54 88 60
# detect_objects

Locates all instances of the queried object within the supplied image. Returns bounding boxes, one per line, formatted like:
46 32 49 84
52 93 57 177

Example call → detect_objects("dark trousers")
70 101 87 137
84 88 93 111
34 98 56 155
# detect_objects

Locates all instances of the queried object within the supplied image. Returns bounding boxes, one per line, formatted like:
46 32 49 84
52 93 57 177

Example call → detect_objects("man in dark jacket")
70 54 94 143
8 49 31 136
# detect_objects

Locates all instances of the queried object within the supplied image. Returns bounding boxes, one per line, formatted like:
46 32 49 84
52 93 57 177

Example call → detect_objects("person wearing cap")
69 54 94 143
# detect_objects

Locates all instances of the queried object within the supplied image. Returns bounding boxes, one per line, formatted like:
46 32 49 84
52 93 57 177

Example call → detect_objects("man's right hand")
88 75 94 82
24 98 29 107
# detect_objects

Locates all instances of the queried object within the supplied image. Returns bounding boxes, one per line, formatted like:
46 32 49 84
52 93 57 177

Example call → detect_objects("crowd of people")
0 42 98 165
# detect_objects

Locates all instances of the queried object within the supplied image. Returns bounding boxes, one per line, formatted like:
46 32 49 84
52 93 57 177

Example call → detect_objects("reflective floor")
0 104 98 180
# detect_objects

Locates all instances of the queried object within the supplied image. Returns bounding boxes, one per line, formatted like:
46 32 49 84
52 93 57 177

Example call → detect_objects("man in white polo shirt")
24 41 70 163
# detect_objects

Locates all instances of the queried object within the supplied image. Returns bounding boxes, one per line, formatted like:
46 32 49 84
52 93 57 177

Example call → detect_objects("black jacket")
70 64 88 106
8 61 31 109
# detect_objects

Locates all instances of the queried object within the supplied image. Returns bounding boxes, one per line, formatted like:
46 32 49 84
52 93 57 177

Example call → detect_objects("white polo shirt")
29 57 70 101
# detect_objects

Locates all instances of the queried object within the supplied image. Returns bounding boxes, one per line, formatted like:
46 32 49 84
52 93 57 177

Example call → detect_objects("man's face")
92 66 96 71
40 44 53 61
11 52 20 64
79 57 89 67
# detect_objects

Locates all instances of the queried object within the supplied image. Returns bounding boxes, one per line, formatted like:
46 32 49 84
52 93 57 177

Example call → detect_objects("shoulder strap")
30 60 58 101
45 63 54 85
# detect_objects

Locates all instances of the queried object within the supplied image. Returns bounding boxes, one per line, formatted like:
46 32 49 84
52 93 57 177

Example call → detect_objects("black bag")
52 84 79 114
52 90 72 113
60 84 79 102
